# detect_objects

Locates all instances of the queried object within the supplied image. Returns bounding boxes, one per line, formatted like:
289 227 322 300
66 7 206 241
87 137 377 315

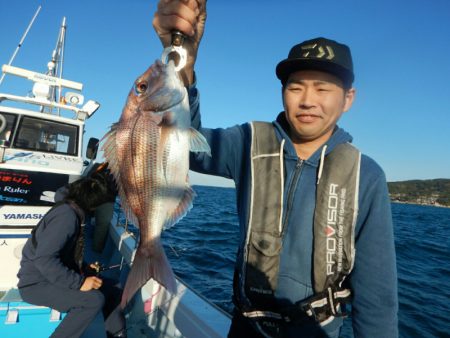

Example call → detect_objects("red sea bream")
101 59 210 309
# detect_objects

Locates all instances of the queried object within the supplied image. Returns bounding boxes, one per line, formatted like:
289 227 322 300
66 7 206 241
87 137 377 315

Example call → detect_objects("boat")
0 8 231 338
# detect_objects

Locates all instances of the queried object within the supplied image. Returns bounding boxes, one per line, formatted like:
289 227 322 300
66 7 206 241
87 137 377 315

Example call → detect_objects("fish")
101 59 211 309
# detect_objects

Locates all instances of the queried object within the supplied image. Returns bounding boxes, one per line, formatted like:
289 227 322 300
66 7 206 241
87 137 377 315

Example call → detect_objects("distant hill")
388 179 450 207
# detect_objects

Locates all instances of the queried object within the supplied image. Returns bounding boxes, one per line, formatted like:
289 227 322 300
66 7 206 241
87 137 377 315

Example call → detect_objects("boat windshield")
12 115 79 156
0 112 17 143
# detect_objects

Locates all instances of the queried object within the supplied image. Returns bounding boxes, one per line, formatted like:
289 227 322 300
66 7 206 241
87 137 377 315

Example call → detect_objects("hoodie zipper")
281 158 303 235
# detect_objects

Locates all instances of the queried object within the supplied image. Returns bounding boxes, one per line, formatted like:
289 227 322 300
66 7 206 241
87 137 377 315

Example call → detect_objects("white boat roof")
0 99 85 126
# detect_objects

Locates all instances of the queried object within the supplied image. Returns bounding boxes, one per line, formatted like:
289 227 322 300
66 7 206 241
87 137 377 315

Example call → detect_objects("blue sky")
1 0 449 187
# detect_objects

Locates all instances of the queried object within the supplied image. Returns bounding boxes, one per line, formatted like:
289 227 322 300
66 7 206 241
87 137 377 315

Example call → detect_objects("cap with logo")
276 37 354 88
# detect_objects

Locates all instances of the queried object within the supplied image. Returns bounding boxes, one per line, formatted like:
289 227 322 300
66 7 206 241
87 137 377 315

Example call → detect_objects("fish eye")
135 81 148 94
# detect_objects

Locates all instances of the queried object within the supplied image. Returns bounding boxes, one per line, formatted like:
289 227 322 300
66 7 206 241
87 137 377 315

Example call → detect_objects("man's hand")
153 0 207 85
80 276 103 291
84 262 101 277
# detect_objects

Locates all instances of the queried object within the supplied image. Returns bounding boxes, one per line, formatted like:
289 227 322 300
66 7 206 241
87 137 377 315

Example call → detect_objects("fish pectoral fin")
164 185 195 230
188 128 211 157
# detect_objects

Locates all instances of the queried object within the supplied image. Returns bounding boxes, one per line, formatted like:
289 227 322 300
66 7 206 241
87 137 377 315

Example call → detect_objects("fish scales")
101 60 210 310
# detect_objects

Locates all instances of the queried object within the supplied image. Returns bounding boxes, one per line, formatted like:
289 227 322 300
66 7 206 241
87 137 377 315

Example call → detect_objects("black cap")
276 37 354 88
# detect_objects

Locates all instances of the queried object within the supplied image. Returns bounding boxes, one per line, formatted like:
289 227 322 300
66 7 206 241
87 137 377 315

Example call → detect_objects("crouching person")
17 177 111 338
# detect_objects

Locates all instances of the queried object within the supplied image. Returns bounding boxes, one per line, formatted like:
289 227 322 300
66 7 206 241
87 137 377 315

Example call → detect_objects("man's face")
282 70 355 147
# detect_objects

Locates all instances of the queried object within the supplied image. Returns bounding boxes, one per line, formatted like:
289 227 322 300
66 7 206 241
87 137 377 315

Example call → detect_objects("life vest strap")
297 286 351 325
240 286 351 326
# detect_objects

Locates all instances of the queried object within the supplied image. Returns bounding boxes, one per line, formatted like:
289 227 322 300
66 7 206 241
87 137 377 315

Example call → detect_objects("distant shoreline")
388 179 449 209
391 200 450 209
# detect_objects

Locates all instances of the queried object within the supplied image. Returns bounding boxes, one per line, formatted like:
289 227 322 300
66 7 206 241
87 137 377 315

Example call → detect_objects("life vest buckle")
294 286 352 325
298 299 321 322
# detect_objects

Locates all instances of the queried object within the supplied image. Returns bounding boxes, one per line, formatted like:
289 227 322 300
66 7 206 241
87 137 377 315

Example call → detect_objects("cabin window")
0 112 17 144
13 117 79 156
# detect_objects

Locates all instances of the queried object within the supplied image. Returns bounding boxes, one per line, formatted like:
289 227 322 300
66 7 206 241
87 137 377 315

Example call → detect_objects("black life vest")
235 121 361 333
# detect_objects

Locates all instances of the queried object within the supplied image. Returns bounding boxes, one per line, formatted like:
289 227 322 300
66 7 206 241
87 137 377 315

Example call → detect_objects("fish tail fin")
189 127 211 157
120 244 177 309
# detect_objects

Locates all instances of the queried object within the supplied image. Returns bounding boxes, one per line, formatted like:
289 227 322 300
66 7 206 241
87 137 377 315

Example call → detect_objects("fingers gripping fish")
101 60 210 310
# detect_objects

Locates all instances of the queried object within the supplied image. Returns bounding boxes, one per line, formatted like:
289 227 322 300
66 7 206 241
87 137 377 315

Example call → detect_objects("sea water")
163 185 450 338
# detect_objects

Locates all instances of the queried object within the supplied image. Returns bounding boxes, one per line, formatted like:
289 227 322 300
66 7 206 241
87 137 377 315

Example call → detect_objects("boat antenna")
0 5 42 86
48 17 67 115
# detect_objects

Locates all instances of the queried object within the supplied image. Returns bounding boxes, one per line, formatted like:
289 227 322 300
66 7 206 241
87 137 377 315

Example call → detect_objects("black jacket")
17 203 84 289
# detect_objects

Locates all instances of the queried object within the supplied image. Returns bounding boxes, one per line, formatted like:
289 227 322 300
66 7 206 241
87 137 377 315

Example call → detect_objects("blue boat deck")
0 289 108 338
0 216 124 338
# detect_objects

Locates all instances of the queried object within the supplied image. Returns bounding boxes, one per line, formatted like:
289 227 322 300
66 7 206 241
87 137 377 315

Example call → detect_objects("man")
153 1 398 337
17 177 111 338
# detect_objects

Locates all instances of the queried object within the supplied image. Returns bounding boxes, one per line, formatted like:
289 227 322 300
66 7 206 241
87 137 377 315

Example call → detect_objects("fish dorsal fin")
163 184 195 230
100 123 139 227
189 128 211 156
